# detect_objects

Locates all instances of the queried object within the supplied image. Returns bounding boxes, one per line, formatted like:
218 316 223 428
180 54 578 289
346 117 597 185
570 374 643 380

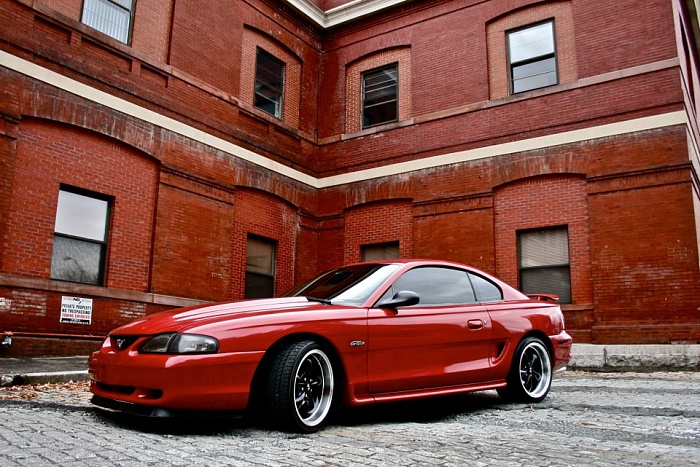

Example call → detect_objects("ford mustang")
89 259 572 432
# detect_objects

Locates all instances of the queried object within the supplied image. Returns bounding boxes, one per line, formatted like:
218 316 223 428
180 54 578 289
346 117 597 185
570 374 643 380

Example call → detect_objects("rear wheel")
265 340 335 433
498 337 552 403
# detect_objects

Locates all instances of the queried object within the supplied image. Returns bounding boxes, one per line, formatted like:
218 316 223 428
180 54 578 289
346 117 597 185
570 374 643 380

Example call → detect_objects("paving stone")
1 372 700 466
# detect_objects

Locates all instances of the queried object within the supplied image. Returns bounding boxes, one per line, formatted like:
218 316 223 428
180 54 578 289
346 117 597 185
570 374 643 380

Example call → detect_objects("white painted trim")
0 50 317 187
284 0 413 28
0 50 689 190
318 112 689 188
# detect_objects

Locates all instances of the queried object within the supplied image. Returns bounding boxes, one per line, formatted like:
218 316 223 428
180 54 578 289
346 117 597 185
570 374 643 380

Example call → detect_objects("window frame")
50 186 111 286
254 47 286 119
81 0 135 44
518 226 572 303
507 19 558 94
245 235 276 299
361 63 399 129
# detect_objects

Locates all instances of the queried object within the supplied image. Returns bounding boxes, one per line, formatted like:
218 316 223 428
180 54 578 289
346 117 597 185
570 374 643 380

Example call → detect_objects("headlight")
139 333 219 354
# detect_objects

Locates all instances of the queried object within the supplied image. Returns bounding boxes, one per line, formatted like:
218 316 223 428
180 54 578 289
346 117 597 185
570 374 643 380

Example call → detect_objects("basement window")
51 187 110 285
245 235 276 298
361 242 400 261
518 226 571 303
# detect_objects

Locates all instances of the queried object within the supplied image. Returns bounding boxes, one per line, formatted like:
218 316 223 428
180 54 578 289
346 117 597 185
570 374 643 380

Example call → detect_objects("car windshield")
285 263 401 306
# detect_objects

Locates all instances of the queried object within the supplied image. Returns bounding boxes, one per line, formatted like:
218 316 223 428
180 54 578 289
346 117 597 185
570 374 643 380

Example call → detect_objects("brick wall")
4 118 157 292
343 199 414 264
230 188 299 297
0 0 698 353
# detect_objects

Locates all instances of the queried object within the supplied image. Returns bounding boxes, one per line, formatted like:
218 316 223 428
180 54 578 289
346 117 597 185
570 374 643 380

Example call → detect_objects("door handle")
467 319 484 330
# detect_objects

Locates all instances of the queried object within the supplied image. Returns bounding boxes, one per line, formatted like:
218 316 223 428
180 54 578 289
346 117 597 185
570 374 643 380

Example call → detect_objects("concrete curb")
1 345 699 387
569 344 700 371
1 370 89 386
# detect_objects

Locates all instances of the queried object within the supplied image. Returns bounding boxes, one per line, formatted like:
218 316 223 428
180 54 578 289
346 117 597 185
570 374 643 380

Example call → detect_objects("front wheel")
498 337 552 403
265 340 335 433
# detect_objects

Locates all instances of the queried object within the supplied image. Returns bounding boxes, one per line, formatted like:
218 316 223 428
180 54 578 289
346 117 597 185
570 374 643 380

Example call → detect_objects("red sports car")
89 259 572 432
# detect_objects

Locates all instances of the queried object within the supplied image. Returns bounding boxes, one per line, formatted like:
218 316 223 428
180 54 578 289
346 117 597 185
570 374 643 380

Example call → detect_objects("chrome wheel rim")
518 341 551 399
294 349 334 427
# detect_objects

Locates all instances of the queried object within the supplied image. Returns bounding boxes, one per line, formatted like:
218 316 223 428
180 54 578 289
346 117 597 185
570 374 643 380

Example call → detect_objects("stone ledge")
570 344 700 371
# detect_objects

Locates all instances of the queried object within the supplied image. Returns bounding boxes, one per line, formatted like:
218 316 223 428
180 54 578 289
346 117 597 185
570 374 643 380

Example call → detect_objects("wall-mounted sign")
60 296 93 325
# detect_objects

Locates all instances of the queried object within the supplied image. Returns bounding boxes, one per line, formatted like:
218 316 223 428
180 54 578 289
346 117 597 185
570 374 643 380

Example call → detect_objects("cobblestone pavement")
1 371 699 466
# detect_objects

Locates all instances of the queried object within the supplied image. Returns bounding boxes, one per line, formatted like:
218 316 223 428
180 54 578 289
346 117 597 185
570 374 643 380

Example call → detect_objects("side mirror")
377 290 420 309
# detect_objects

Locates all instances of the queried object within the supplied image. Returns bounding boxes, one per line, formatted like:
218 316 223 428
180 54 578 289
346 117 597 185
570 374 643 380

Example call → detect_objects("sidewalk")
1 344 699 387
0 356 88 386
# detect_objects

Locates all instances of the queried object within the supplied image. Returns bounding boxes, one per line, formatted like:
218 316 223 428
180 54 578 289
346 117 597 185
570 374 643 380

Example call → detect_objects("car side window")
380 267 477 306
469 273 503 302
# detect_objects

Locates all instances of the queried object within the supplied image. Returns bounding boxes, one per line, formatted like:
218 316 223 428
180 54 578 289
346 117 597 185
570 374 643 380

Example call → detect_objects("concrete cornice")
284 0 412 28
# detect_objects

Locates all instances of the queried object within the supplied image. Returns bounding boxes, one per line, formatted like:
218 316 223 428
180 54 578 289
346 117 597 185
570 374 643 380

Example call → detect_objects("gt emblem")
350 340 366 347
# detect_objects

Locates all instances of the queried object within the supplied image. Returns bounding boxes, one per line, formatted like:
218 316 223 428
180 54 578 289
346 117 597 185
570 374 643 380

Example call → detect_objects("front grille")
95 382 135 395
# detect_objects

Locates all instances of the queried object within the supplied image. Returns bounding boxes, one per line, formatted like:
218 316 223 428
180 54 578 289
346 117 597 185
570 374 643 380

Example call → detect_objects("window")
361 241 400 261
507 21 557 94
245 236 275 298
518 227 571 303
379 267 477 306
362 64 398 128
254 48 285 118
51 188 110 285
81 0 134 44
287 263 400 306
469 273 503 302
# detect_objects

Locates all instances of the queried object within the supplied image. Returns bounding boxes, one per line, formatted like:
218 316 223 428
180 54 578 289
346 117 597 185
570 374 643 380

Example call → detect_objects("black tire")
497 337 552 403
265 340 335 433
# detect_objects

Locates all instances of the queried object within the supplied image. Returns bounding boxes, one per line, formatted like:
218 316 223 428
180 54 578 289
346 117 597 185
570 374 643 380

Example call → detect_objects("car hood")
109 297 326 335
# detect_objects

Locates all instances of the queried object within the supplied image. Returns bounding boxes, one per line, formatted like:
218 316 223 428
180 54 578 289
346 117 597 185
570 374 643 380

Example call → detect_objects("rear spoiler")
526 293 560 302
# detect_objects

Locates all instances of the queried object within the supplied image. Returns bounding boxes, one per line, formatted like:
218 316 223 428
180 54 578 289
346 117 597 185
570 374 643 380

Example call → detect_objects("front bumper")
88 348 265 412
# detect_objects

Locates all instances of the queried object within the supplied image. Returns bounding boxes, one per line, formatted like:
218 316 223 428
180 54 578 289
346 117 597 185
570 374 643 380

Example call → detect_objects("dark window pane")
50 236 103 285
469 273 503 302
289 264 399 306
255 49 284 118
382 267 477 306
245 272 274 299
362 65 398 128
521 267 572 303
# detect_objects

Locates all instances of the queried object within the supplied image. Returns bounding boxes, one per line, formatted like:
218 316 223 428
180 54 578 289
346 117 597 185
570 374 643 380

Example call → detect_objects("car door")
367 266 493 394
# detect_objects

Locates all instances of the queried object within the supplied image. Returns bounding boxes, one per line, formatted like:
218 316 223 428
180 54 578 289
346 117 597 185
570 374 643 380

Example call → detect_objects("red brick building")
0 0 699 356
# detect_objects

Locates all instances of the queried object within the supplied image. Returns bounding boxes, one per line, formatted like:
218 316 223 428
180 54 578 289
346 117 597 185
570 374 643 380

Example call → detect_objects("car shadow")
334 390 505 427
91 390 508 435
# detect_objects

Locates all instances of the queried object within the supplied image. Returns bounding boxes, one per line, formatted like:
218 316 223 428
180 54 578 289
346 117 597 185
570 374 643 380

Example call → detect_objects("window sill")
341 118 414 141
0 273 208 308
